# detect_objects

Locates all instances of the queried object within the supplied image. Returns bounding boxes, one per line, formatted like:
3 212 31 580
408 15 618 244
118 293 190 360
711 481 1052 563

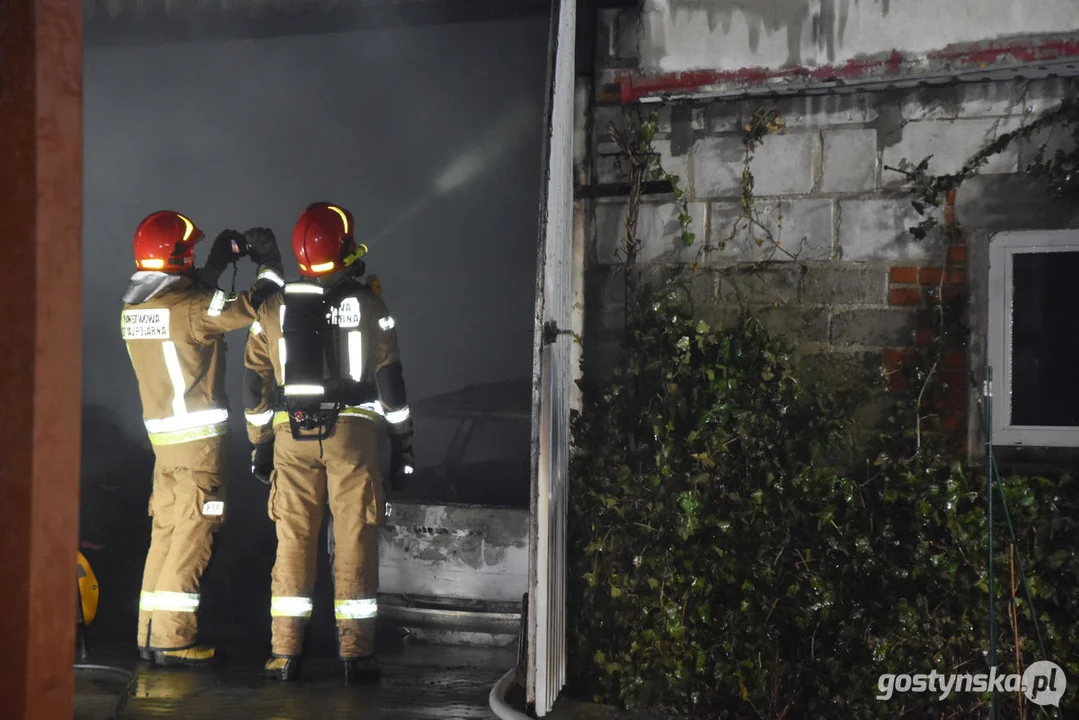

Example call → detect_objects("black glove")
244 227 284 277
251 441 275 486
389 434 415 491
198 229 245 287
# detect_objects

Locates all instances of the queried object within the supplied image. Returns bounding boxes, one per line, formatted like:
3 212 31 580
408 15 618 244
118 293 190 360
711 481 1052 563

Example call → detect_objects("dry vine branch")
608 120 646 268
611 105 795 313
708 107 789 263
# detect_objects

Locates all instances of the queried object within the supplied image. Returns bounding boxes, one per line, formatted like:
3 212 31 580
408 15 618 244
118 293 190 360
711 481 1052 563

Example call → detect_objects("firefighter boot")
264 655 303 682
342 656 381 686
152 645 219 668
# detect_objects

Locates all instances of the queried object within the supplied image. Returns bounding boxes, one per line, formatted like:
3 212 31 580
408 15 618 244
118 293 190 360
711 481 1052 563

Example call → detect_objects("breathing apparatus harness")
274 268 378 452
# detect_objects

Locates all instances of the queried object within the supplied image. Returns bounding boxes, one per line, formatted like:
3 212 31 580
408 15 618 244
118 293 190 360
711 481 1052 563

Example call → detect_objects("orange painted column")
0 1 83 718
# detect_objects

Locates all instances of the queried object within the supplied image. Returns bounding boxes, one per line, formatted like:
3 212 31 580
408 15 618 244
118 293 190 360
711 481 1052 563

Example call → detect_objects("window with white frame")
988 229 1079 447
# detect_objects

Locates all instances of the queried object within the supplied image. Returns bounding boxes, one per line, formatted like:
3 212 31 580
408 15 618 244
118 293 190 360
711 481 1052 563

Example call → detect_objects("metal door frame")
526 0 577 713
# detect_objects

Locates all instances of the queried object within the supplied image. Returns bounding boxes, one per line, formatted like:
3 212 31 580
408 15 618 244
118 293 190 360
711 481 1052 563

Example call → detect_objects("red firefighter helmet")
292 202 367 278
132 210 204 272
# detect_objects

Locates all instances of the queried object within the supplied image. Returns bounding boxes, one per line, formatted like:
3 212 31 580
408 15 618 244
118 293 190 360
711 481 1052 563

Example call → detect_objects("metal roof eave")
610 35 1079 105
626 58 1079 105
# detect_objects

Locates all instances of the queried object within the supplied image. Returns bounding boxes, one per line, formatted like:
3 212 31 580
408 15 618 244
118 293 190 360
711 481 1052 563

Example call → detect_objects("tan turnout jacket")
122 268 283 447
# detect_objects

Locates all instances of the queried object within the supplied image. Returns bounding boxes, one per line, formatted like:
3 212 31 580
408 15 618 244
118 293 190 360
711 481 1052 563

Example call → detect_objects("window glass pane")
1010 251 1079 426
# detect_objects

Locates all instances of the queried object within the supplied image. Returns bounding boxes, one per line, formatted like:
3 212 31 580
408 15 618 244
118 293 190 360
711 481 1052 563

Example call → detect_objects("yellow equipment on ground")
76 550 100 661
77 550 100 627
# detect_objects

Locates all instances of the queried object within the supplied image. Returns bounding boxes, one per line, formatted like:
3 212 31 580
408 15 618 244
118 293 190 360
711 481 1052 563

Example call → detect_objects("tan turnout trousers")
246 280 409 659
137 436 227 650
123 266 281 650
268 417 384 658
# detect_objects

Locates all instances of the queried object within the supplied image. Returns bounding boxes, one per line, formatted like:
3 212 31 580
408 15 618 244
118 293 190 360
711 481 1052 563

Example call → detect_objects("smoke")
83 17 550 466
368 97 538 248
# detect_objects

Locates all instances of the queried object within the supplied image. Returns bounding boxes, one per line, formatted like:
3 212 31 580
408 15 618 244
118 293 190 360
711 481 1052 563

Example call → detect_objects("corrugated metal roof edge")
621 57 1079 105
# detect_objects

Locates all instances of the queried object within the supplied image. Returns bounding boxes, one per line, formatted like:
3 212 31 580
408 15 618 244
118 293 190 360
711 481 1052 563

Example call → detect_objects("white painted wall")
638 0 1079 75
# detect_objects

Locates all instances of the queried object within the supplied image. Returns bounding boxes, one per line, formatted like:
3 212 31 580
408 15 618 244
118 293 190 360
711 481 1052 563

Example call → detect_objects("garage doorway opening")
77 3 550 707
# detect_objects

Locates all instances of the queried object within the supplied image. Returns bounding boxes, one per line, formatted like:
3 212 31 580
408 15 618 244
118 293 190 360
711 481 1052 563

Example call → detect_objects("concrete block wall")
583 77 1078 455
631 0 1079 77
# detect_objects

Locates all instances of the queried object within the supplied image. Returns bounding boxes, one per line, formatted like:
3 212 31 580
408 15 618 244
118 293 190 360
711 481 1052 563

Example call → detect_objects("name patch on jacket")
122 309 171 340
328 297 361 328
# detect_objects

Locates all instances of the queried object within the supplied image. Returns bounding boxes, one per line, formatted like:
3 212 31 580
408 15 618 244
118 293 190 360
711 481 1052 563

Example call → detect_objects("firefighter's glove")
244 227 285 277
389 434 415 489
251 441 275 486
199 229 245 287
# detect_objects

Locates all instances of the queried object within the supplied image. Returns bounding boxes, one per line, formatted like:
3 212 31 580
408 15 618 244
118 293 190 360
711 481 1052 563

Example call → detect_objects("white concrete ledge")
379 503 529 603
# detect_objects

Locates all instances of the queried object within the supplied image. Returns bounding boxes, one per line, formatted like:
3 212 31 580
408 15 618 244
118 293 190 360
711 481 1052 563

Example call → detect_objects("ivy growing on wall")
567 99 1079 718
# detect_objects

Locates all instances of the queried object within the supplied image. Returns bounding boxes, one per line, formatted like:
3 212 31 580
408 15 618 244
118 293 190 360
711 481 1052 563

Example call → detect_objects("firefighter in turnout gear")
243 202 415 685
122 210 285 667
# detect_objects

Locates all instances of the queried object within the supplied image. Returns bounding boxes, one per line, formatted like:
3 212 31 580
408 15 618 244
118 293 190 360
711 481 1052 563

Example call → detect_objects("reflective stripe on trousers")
152 591 200 612
271 596 314 619
334 598 377 620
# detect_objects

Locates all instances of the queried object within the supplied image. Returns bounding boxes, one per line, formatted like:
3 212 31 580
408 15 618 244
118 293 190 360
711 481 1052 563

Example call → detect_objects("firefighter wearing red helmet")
122 210 285 667
243 202 414 685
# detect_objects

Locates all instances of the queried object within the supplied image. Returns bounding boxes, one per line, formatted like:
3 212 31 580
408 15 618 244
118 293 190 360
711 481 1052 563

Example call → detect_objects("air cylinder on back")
281 282 328 397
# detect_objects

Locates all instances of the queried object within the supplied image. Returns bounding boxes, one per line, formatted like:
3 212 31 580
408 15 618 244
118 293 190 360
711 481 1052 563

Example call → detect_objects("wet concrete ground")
75 640 514 719
74 642 673 719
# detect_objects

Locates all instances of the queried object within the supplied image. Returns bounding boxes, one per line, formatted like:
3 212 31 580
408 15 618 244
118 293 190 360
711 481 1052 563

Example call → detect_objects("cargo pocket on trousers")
195 485 227 529
266 470 280 523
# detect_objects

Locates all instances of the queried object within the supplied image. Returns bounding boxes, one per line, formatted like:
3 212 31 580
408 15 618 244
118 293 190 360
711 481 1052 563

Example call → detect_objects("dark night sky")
83 18 548 467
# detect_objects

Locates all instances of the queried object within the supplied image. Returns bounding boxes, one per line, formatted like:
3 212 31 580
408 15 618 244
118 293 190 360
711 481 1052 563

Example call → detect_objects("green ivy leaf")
1048 549 1071 568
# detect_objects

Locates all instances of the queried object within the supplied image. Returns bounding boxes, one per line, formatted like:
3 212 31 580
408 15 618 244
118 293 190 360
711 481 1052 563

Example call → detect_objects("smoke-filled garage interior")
73 0 550 716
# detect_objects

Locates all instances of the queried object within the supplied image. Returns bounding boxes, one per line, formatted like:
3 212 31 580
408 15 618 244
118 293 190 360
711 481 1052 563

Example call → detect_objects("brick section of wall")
882 194 969 455
583 76 1076 457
